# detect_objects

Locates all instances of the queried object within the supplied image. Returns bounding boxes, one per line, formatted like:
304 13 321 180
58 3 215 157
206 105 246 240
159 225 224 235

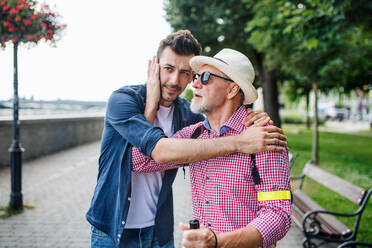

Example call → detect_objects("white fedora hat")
190 48 257 105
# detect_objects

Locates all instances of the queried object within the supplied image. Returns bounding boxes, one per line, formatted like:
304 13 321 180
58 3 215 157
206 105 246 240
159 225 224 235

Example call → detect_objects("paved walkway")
0 141 308 247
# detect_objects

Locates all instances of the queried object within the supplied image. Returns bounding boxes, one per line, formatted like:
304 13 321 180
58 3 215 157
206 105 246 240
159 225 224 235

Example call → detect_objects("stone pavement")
0 141 306 247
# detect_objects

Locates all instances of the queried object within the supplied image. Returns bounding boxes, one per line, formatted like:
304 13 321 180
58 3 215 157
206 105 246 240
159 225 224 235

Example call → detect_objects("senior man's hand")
242 108 274 127
179 223 216 248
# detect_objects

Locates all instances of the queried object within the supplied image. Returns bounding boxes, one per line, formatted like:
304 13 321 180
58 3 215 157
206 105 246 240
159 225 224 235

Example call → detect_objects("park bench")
288 152 298 169
337 241 372 248
291 160 372 248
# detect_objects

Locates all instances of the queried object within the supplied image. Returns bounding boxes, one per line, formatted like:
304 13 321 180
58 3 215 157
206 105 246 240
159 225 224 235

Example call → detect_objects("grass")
0 204 34 219
284 124 372 242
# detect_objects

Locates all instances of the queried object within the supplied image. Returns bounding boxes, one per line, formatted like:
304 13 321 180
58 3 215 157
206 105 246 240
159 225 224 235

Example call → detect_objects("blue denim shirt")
86 84 204 247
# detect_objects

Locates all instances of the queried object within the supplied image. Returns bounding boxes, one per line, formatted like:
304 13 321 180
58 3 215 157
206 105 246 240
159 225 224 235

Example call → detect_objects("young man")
86 31 286 248
131 48 291 248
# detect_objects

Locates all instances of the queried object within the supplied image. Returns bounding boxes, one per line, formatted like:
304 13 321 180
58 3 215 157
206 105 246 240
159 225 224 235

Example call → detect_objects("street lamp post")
8 41 24 210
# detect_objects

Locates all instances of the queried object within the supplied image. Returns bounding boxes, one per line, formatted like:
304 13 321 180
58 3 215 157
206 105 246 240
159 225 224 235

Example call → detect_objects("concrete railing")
0 114 104 168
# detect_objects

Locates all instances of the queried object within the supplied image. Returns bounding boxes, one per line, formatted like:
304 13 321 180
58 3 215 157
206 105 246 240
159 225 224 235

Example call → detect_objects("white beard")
190 97 211 114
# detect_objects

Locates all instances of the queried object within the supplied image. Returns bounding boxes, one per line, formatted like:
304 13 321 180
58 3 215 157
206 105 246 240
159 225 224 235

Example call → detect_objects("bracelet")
210 229 218 248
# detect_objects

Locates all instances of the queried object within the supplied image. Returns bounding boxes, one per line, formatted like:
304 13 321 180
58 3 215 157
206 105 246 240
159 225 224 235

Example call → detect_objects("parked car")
319 104 349 121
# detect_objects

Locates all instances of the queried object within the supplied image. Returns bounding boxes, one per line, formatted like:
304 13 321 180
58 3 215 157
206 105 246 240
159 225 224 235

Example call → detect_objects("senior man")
132 48 291 248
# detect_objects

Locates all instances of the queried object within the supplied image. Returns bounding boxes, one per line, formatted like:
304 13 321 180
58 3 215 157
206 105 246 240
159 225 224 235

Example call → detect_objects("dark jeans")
91 225 174 248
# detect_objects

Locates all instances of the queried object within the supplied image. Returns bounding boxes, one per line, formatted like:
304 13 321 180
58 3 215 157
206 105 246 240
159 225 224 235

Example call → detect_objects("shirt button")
208 223 212 227
118 234 121 238
206 200 209 204
128 197 131 201
206 176 210 180
122 221 125 225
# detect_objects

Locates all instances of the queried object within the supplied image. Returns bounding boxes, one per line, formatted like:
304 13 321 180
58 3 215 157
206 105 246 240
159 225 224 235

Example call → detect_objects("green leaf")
306 38 319 49
283 24 293 34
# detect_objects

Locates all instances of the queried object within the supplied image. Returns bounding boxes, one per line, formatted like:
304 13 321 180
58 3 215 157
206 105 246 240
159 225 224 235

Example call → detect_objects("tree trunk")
306 92 311 129
253 51 281 127
312 82 319 165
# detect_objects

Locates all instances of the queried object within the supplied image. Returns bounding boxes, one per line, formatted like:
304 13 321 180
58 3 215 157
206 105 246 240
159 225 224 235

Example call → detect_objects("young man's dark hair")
157 29 201 58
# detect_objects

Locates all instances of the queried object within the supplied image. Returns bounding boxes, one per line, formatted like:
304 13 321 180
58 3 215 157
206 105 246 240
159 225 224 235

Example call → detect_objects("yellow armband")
257 190 291 201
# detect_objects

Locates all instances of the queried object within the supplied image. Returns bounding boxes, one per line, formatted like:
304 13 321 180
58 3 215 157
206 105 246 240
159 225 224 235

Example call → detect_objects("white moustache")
194 91 203 97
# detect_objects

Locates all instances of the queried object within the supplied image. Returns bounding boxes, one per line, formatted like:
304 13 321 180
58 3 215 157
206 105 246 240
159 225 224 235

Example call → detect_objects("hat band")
213 57 228 65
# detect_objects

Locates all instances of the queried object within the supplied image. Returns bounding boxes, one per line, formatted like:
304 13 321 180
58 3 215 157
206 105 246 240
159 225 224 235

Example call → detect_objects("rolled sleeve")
131 123 202 172
131 146 181 173
249 200 291 247
250 148 292 247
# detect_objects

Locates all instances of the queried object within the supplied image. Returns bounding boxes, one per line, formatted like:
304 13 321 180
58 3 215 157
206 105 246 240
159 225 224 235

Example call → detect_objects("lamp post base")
10 192 23 210
9 145 24 211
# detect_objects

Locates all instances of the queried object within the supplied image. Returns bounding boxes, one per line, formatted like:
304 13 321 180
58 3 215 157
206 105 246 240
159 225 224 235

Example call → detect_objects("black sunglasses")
192 71 234 85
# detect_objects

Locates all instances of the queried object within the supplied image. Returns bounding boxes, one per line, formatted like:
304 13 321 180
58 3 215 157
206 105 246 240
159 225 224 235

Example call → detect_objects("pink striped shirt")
131 106 291 247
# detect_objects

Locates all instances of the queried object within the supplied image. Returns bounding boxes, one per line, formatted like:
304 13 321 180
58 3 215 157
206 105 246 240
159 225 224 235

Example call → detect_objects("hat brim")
190 56 257 105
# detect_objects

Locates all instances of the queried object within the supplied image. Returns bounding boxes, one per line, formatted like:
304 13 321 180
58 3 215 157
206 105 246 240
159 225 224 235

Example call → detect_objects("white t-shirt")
125 104 175 228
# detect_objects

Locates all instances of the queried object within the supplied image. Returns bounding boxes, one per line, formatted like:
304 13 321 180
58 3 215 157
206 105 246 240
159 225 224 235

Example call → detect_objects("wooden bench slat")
304 163 365 204
293 190 351 236
292 204 306 227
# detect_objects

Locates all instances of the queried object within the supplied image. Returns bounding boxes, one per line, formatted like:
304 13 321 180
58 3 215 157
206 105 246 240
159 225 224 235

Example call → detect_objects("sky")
0 0 172 101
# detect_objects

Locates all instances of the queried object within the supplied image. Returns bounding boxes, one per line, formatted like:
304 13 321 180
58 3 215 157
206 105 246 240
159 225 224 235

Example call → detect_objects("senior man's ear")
227 84 241 100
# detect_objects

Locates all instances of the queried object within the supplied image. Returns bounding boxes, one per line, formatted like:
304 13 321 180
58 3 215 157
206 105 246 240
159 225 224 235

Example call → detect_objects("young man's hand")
237 126 287 154
145 56 161 123
242 108 274 127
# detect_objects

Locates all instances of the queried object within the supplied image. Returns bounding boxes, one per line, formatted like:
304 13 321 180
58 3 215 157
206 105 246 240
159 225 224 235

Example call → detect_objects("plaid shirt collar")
202 105 247 135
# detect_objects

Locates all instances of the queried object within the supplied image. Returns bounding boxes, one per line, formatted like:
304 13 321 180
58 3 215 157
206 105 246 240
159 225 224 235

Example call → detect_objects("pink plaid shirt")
131 106 291 247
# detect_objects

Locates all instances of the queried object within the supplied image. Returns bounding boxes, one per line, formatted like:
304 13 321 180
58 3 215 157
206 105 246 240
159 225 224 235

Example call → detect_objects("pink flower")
9 8 18 15
23 19 31 25
2 4 10 12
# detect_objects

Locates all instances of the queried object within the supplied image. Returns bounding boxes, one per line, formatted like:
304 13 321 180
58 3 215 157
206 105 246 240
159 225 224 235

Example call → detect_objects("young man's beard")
160 83 182 103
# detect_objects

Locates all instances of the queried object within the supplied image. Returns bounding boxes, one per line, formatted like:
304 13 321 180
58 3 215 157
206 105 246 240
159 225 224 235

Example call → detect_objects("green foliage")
165 0 255 57
247 0 371 94
286 124 372 241
281 115 325 125
181 88 194 102
281 115 305 124
0 204 34 219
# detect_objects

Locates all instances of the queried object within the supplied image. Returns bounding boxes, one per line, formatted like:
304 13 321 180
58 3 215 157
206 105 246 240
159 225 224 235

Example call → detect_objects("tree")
165 0 283 127
247 0 372 164
0 0 66 210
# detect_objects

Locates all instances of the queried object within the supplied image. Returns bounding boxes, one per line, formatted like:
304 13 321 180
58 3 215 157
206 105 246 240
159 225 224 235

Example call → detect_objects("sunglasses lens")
201 71 210 85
